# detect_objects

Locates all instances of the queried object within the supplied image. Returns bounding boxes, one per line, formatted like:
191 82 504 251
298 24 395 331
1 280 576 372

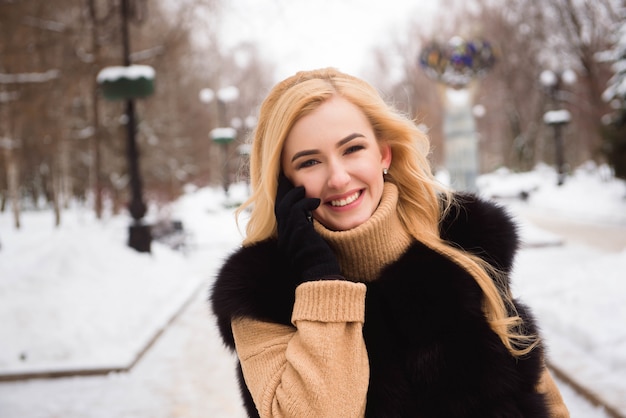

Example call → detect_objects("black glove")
274 174 342 283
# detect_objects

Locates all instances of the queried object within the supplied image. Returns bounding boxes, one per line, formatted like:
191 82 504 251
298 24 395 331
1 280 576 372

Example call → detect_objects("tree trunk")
5 146 20 229
88 0 103 219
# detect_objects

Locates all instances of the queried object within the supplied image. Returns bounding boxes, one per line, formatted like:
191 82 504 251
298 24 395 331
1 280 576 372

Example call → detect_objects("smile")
330 191 361 207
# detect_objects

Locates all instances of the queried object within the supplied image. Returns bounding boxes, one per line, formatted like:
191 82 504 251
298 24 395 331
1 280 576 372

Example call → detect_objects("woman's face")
281 96 392 231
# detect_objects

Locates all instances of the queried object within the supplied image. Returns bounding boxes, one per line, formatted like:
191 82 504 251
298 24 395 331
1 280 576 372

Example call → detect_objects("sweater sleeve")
231 280 369 418
537 367 570 418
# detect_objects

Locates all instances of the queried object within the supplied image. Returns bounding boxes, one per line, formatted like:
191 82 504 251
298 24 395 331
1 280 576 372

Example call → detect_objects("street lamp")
210 127 237 195
236 115 257 194
199 86 240 196
540 69 577 186
96 0 153 253
543 109 571 186
418 37 497 192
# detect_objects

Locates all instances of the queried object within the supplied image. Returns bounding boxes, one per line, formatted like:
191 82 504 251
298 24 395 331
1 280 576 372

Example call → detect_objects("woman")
211 68 569 417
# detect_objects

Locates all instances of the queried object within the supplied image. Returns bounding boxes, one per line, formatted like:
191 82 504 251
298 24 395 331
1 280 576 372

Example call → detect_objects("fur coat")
211 194 550 417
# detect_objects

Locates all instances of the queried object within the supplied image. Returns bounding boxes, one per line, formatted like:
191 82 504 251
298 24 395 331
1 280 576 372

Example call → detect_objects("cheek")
292 172 323 197
365 165 385 197
369 173 385 195
360 160 383 183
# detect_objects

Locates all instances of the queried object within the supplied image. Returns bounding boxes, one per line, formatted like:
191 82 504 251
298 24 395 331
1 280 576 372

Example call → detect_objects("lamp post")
543 109 571 186
418 37 496 192
97 0 153 252
210 127 237 195
237 115 256 195
540 69 576 186
199 86 240 196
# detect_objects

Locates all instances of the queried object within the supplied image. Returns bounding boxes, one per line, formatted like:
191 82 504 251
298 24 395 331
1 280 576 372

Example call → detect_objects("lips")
329 190 361 207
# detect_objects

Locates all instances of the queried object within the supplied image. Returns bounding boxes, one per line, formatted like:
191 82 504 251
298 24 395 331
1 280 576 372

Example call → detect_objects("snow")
602 9 626 103
1 163 626 417
478 163 626 416
543 109 572 125
603 75 626 101
210 127 237 141
0 70 60 84
0 91 19 104
0 186 242 378
96 65 156 83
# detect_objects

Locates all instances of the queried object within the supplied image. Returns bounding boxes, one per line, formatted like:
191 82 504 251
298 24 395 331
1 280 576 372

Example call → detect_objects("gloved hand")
274 174 342 283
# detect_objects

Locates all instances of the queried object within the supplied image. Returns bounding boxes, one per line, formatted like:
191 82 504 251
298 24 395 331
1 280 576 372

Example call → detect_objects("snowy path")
0 284 247 418
513 204 626 253
510 205 626 418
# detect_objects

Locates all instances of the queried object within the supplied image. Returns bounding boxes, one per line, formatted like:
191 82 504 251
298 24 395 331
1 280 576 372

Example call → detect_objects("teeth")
330 191 360 207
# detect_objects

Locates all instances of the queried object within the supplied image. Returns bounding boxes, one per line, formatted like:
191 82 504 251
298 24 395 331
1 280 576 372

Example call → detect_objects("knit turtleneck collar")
313 182 413 282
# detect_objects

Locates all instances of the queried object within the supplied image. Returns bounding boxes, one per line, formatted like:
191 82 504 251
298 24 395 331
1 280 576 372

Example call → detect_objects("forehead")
286 96 373 145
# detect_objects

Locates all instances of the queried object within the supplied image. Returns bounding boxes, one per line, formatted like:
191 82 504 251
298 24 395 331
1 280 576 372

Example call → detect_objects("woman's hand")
274 174 342 283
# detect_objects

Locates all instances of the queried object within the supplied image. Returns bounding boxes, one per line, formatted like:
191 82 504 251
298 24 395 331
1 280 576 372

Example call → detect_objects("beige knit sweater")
231 183 569 418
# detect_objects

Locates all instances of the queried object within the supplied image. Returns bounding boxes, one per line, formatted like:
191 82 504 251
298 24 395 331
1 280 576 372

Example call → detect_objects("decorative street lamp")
96 0 153 253
236 117 257 194
540 69 577 186
237 143 252 160
543 109 571 186
419 37 497 192
199 86 240 196
210 127 237 195
419 36 497 89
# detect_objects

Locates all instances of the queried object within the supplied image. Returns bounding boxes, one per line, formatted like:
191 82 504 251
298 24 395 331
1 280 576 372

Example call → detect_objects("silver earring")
383 167 389 175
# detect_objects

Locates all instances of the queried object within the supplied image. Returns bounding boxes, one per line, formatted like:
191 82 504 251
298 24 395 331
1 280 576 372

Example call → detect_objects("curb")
548 362 625 418
0 281 206 383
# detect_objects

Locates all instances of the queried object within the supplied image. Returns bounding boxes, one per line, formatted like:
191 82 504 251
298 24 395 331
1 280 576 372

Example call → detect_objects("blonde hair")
236 68 536 357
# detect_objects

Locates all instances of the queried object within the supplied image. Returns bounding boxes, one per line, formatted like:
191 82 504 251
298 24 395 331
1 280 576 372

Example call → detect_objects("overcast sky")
217 0 441 81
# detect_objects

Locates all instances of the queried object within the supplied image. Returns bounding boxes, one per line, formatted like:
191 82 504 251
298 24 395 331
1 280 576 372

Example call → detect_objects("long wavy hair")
236 67 536 357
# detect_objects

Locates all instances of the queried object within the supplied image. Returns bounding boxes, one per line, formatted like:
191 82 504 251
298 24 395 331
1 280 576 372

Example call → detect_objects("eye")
344 144 365 155
297 159 319 169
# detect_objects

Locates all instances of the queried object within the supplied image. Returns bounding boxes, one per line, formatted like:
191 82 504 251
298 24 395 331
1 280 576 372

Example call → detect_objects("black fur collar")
439 193 519 273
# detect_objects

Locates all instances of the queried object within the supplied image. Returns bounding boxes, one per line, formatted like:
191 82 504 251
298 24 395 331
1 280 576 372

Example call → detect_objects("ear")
380 144 392 168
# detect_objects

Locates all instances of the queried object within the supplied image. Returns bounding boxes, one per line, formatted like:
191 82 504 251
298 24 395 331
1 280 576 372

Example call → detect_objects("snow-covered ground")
1 163 625 417
479 163 626 417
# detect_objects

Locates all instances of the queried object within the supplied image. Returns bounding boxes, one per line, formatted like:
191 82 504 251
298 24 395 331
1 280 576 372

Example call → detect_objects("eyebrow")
290 133 365 163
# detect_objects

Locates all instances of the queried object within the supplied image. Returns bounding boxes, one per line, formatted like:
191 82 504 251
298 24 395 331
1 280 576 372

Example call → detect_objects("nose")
327 160 350 190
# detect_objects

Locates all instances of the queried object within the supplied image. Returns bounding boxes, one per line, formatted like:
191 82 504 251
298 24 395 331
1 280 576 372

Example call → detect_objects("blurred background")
1 0 624 225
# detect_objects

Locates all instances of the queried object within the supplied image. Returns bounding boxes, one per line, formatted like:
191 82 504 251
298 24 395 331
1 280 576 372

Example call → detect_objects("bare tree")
473 0 617 169
0 0 275 229
365 0 620 174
